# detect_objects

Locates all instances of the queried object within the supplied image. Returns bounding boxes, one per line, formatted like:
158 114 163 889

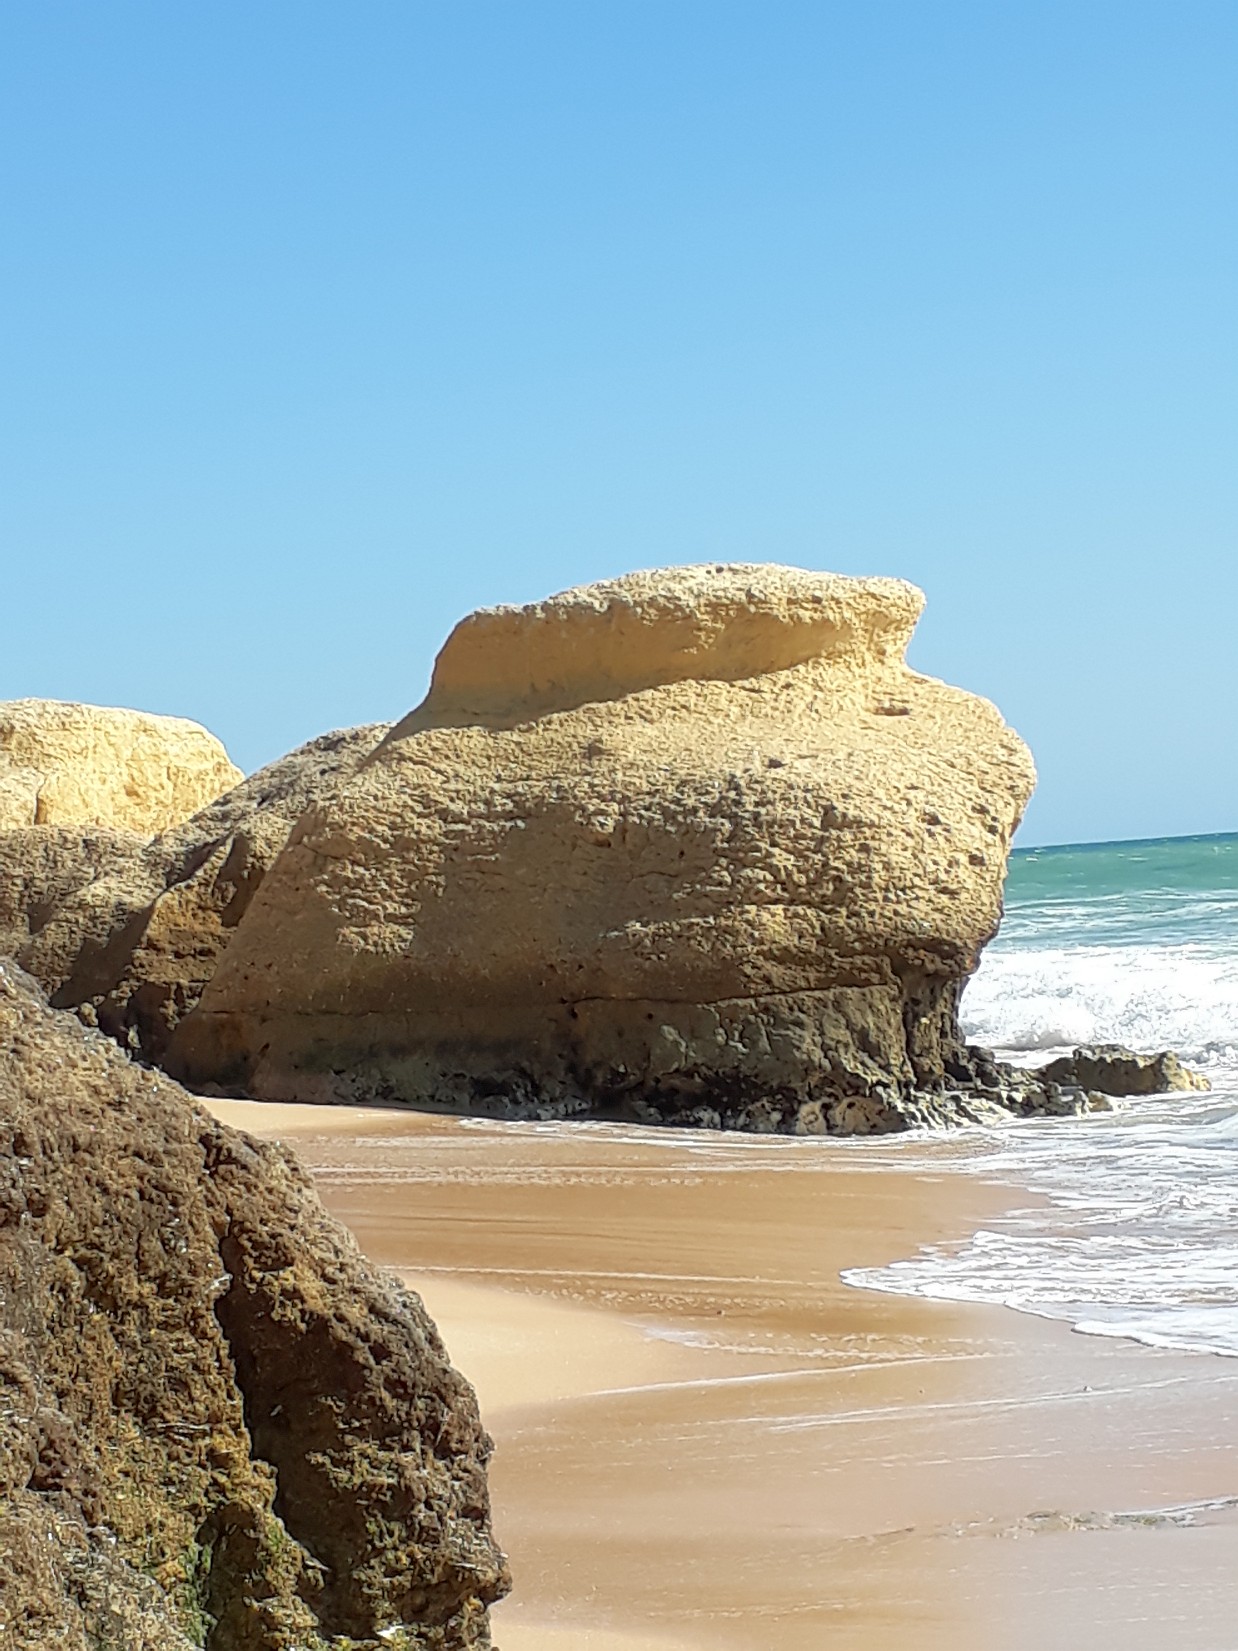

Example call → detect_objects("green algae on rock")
0 961 509 1650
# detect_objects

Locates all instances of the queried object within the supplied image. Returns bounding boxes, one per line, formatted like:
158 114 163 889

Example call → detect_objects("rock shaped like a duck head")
392 564 925 731
170 564 1035 1134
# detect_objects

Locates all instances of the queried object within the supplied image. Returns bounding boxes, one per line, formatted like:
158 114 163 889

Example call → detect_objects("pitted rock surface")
5 723 391 1060
168 565 1037 1131
0 962 508 1650
0 700 242 836
1034 1044 1210 1097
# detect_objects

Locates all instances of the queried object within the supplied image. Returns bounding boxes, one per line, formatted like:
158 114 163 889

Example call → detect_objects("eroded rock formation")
5 723 390 1060
0 961 509 1649
0 700 242 836
1035 1044 1210 1097
165 565 1039 1129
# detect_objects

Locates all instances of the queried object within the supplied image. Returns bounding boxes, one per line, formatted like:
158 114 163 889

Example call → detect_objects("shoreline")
204 1099 1238 1650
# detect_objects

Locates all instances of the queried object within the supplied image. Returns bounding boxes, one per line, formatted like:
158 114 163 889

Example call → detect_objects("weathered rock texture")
0 700 242 836
0 824 147 962
4 724 390 1061
167 565 1039 1131
1035 1044 1210 1097
0 961 508 1649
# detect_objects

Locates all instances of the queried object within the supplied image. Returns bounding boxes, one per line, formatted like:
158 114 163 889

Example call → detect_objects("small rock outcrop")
6 723 390 1060
0 961 509 1649
0 700 242 836
166 565 1039 1130
1034 1044 1210 1097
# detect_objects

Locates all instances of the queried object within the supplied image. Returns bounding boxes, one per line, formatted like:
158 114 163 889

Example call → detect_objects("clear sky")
2 2 1234 847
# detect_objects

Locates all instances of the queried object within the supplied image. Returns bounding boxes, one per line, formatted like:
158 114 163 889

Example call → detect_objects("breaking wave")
848 832 1238 1358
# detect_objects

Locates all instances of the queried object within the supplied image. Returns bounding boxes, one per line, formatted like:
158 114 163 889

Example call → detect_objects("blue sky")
2 2 1234 846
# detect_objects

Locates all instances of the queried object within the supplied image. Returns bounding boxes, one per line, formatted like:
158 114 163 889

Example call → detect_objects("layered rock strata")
166 565 1043 1130
4 723 390 1060
0 699 242 835
0 961 509 1650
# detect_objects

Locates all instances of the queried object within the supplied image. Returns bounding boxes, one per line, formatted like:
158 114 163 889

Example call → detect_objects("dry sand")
207 1099 1238 1651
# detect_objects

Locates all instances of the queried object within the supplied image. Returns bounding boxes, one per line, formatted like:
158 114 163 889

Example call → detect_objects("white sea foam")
961 940 1238 1065
844 1083 1238 1357
849 839 1238 1359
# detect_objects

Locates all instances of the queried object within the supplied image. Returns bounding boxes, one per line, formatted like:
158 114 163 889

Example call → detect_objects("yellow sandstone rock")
4 724 389 1059
168 564 1037 1128
0 699 242 837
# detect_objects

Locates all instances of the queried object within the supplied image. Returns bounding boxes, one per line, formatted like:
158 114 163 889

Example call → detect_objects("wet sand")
208 1100 1238 1650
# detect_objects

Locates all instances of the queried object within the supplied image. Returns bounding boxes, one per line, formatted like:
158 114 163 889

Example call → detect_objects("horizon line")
1014 827 1236 856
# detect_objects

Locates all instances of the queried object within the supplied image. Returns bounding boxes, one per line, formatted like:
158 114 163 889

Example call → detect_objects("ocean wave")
849 839 1238 1361
844 1078 1238 1358
961 941 1238 1064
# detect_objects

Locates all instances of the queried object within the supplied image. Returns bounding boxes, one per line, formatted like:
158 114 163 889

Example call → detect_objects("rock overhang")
385 563 927 735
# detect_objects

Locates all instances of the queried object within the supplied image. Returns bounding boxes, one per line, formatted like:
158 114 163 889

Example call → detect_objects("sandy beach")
207 1100 1238 1651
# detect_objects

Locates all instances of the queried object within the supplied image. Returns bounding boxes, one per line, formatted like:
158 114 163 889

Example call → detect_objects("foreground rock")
1035 1044 1210 1097
5 723 390 1060
0 699 242 835
168 564 1041 1131
0 962 509 1649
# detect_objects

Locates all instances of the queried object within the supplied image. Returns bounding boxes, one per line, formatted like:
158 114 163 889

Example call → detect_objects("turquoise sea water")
846 831 1238 1358
969 831 1238 1057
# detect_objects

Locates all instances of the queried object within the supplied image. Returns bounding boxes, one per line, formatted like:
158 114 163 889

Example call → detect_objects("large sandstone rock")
7 724 390 1060
168 565 1037 1130
0 699 242 836
0 961 508 1649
